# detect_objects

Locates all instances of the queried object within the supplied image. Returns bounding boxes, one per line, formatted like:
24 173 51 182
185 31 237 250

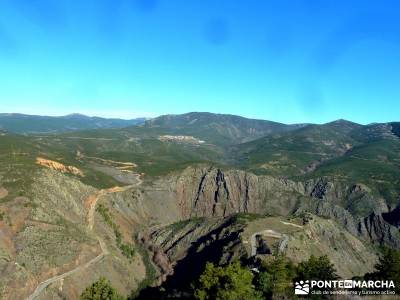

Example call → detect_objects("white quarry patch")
158 135 205 144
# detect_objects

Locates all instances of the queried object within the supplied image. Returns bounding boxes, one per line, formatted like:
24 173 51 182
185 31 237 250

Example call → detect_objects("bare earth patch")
36 157 84 177
0 187 8 199
79 154 137 168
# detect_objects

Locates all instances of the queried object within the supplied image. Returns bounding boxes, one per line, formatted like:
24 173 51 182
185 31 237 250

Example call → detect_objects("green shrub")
96 204 113 227
119 243 136 258
194 261 261 300
129 240 157 298
80 277 124 300
97 204 135 259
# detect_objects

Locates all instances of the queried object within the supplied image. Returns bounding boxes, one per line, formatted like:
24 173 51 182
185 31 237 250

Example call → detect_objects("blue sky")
0 0 399 124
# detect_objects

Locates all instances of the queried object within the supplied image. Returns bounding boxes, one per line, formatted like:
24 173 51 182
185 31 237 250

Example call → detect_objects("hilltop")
142 112 306 145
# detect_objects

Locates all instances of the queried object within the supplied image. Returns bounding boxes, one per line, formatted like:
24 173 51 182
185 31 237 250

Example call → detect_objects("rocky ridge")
142 166 400 247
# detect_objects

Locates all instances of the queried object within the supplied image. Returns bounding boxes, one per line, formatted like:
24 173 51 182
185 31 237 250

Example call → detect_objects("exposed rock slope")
140 166 400 247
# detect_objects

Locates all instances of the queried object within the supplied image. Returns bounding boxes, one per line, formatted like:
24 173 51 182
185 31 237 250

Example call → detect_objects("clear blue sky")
0 0 399 124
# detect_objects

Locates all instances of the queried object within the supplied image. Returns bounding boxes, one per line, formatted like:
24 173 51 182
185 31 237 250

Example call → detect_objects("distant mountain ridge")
143 112 307 145
0 113 146 134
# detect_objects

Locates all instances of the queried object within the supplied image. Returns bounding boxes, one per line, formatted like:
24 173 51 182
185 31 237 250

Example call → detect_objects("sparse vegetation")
233 213 262 224
168 217 205 234
97 204 136 259
96 204 113 227
129 239 157 299
118 242 136 258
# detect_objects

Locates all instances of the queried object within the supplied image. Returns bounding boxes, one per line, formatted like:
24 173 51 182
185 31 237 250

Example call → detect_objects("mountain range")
0 112 399 299
0 113 146 134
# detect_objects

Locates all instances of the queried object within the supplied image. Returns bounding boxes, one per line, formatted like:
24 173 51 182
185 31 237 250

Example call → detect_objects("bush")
96 204 113 227
80 277 125 300
119 243 136 258
97 204 135 259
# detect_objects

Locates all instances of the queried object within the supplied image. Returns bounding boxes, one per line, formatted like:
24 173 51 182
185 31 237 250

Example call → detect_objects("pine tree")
80 277 125 300
194 261 262 300
295 255 338 281
255 255 295 298
368 247 400 293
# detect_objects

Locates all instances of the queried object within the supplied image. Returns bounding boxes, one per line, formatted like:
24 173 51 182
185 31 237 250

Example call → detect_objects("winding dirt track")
26 175 142 300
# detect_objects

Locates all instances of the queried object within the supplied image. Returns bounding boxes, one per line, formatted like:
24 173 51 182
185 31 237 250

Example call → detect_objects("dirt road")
26 175 142 300
280 220 303 228
26 238 108 300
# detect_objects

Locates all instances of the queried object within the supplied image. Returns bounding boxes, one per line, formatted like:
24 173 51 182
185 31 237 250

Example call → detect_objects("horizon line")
1 111 397 126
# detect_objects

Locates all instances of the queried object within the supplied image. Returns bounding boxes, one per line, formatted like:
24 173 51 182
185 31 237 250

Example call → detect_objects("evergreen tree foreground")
80 277 125 300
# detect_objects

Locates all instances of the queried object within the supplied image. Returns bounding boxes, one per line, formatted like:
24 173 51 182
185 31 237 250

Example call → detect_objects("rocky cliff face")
140 213 379 299
138 217 248 298
3 164 397 299
359 212 400 247
172 166 304 219
132 166 398 296
146 166 400 247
